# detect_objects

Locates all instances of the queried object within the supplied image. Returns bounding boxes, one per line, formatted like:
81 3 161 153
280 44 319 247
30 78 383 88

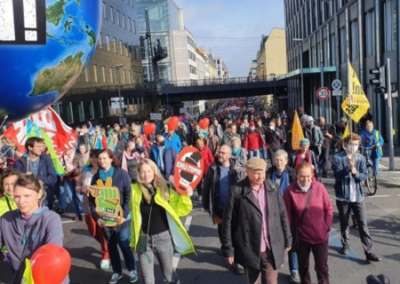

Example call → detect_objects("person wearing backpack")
304 117 324 160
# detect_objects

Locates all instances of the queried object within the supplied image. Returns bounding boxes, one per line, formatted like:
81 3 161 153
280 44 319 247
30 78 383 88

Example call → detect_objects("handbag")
291 189 313 252
136 198 154 254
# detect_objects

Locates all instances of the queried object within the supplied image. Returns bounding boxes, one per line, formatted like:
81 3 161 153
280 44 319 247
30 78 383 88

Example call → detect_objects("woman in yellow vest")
130 159 195 284
0 168 19 217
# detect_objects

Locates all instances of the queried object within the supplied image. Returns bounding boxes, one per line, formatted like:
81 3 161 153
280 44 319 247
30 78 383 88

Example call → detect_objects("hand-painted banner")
174 146 204 195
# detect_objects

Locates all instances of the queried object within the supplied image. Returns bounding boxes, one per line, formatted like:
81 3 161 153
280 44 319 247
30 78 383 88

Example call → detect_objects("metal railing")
162 76 279 88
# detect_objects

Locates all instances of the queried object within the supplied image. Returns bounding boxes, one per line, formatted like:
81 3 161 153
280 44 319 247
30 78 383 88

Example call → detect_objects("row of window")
187 36 196 48
81 65 139 86
53 97 145 125
97 34 140 60
102 1 137 33
188 50 196 61
189 65 197 75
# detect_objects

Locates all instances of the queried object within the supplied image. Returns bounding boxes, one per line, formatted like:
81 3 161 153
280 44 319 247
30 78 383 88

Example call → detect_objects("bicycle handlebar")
360 145 376 150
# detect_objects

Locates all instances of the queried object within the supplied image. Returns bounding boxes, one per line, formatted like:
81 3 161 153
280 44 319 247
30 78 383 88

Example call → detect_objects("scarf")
364 131 375 147
121 151 139 172
232 147 241 156
157 146 165 172
295 150 311 168
99 167 115 182
271 168 290 196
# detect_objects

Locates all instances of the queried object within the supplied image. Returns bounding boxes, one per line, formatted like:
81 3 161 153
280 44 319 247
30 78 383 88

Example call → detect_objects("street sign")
150 112 162 120
316 87 330 100
111 102 125 109
332 90 342 97
111 97 123 102
332 79 342 90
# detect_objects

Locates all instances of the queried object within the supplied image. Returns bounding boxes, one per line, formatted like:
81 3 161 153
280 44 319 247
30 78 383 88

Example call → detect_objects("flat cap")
245 157 267 171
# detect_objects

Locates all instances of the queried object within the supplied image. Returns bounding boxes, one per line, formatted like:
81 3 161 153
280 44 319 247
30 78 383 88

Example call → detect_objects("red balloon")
199 118 210 129
167 116 179 131
31 244 71 284
143 123 156 135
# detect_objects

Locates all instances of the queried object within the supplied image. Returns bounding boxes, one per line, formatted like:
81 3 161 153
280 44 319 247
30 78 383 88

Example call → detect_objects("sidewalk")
378 145 400 187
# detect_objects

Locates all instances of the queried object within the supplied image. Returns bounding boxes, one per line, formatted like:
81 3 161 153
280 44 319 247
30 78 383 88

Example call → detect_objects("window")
97 100 103 118
384 0 397 51
125 42 129 56
106 35 110 51
89 101 95 120
93 65 98 82
102 2 107 19
116 10 120 26
119 41 123 55
339 27 347 63
132 20 136 34
109 67 114 83
63 102 74 123
98 32 103 48
365 10 375 57
110 6 114 22
350 20 359 60
122 14 125 29
113 37 117 53
84 68 90 82
78 102 85 122
101 67 106 83
330 34 336 65
127 17 131 31
127 71 131 84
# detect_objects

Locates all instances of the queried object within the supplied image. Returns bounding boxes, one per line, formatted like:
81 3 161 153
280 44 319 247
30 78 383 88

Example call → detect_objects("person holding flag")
13 137 57 210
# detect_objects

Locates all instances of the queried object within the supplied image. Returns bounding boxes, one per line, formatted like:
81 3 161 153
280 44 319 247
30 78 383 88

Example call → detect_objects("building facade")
284 0 399 142
55 0 145 127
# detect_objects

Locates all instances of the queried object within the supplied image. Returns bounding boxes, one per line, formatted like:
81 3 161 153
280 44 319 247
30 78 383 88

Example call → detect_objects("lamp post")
293 38 304 109
270 73 276 95
115 64 124 126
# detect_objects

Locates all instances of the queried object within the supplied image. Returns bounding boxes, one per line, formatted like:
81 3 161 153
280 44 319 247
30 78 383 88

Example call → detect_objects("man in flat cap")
221 157 292 284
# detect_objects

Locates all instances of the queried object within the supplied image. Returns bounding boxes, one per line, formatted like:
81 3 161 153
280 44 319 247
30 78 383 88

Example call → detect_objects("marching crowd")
0 103 388 284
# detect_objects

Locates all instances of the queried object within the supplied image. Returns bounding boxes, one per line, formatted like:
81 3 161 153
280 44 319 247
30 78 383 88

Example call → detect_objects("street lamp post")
115 64 124 126
270 73 276 95
293 38 304 109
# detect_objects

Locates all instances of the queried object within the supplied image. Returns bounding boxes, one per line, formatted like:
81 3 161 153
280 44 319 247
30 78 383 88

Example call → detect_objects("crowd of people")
0 102 388 284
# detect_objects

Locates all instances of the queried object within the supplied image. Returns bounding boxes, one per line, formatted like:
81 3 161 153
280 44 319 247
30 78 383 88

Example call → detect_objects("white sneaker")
100 259 110 270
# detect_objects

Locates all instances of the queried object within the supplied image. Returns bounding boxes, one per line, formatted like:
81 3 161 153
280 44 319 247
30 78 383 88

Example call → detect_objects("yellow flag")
21 258 35 284
291 110 304 151
341 62 370 123
343 121 350 138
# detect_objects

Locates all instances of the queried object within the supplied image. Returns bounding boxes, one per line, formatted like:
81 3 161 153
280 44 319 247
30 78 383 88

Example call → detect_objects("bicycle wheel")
365 164 378 196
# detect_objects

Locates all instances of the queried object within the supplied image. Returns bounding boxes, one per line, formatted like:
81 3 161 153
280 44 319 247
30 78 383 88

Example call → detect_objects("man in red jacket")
243 121 267 159
195 138 214 202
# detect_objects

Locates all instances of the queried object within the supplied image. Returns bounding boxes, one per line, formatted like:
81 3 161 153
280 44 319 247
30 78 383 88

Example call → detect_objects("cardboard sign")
89 177 123 227
174 146 204 195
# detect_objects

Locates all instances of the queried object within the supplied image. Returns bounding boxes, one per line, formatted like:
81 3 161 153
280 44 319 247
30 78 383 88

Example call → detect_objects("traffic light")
370 66 386 94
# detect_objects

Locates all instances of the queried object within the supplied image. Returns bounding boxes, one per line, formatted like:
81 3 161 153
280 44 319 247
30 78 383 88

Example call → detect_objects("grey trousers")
138 230 179 284
336 200 374 254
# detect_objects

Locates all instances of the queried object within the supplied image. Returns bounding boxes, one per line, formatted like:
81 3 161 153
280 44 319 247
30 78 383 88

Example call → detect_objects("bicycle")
360 146 378 196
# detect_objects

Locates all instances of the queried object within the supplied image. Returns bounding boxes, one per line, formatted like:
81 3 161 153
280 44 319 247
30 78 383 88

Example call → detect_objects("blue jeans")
248 149 261 158
372 157 380 178
104 220 136 274
288 251 299 271
59 179 83 216
262 145 268 159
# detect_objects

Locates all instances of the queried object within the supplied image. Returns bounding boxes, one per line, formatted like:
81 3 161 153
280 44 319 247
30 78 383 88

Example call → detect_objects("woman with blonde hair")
130 159 195 284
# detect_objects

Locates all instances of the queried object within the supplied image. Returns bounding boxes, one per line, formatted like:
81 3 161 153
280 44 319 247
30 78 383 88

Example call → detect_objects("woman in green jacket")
130 159 195 284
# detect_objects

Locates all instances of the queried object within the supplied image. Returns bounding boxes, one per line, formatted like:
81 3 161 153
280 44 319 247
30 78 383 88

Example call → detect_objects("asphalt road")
1 170 400 284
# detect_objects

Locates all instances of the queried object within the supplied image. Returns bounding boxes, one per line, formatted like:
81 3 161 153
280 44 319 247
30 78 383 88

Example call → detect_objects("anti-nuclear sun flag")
341 62 370 123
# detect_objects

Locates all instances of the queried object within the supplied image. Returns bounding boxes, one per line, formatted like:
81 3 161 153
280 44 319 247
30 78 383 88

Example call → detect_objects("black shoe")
57 209 64 215
366 252 382 262
322 173 329 178
341 244 350 255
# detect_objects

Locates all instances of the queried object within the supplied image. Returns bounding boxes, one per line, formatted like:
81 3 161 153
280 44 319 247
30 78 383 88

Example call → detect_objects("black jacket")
222 177 292 270
202 159 245 217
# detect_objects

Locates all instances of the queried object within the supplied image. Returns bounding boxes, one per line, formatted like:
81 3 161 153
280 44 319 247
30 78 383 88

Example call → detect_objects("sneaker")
366 252 382 262
290 270 300 283
129 270 138 283
234 263 245 274
100 259 110 270
341 244 350 255
109 273 122 284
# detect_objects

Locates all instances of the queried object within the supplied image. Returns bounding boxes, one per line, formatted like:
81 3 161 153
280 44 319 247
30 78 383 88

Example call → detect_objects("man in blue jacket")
150 134 177 182
14 137 57 210
332 133 381 262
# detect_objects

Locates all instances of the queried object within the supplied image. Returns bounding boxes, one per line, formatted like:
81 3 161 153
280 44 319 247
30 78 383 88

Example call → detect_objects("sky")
173 0 286 78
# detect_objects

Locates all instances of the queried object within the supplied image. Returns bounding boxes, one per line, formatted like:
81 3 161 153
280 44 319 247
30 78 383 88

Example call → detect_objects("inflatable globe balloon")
0 0 102 122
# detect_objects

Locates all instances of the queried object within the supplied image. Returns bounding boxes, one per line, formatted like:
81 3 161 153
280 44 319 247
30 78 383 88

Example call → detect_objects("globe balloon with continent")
0 0 101 122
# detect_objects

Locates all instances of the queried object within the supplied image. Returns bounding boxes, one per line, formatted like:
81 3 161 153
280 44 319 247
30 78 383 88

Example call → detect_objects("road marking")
172 216 193 269
367 195 391 198
61 220 74 224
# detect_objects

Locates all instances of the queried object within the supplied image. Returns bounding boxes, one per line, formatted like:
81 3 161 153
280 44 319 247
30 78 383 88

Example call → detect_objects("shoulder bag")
291 189 313 252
